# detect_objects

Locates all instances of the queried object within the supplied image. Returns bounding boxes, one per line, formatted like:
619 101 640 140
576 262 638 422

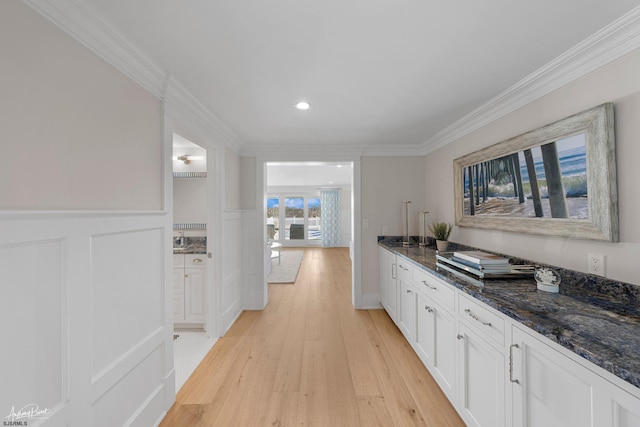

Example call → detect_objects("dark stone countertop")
378 237 640 390
173 236 206 254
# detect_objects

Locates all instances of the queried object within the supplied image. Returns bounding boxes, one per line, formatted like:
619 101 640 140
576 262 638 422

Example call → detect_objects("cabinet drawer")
186 254 207 269
396 256 412 279
458 294 505 346
414 268 455 311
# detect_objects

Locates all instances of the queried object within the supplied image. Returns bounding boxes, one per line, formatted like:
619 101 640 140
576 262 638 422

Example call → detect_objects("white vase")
436 240 449 252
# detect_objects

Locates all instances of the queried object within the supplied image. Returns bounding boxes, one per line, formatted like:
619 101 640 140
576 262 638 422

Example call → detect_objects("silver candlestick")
401 201 412 247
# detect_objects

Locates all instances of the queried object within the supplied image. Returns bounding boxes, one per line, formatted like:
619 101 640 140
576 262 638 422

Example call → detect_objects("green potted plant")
429 222 453 252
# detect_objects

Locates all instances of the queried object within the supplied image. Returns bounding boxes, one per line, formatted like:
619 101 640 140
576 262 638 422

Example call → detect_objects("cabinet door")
386 257 398 322
184 269 207 321
173 268 185 321
596 381 640 427
398 277 416 342
379 248 391 314
458 322 506 427
416 292 457 401
511 326 600 427
415 292 435 366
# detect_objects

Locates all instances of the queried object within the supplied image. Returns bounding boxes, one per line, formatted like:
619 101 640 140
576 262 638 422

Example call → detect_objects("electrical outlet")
382 226 389 235
588 253 605 277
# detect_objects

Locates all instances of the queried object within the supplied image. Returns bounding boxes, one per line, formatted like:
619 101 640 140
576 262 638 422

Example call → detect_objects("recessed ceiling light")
295 101 310 110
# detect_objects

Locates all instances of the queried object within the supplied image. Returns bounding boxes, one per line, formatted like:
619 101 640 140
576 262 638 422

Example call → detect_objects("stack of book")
435 250 535 285
451 251 513 273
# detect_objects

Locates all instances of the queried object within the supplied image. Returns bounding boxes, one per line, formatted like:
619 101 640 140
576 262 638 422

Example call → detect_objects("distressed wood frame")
453 103 618 241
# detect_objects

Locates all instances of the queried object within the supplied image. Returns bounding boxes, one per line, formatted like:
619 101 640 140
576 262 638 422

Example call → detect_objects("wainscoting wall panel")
0 211 173 427
221 211 243 333
90 228 164 376
0 239 68 419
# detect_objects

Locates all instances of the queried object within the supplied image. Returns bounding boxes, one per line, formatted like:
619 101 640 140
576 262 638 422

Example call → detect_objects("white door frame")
256 156 362 308
164 118 224 338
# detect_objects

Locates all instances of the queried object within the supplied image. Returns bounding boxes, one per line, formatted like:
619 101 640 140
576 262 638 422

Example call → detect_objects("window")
266 194 322 244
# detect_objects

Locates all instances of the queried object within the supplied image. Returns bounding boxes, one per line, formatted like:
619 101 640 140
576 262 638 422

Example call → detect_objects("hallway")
160 248 464 426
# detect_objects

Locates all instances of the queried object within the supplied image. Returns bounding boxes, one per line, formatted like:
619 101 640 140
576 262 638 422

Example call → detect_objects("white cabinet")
378 247 397 322
457 321 506 427
598 381 640 427
511 325 640 427
398 274 416 342
396 257 415 340
415 291 457 401
456 294 506 427
377 247 640 427
173 254 207 323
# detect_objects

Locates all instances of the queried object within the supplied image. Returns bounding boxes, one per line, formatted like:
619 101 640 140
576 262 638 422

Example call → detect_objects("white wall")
424 49 640 286
173 179 207 224
0 1 162 210
0 2 173 425
241 156 257 210
225 148 242 210
361 156 426 295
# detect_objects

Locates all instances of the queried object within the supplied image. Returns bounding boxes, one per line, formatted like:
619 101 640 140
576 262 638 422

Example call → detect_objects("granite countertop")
173 236 206 254
378 238 640 390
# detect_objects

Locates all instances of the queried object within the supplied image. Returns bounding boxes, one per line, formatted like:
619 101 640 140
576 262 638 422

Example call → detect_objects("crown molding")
21 0 244 152
21 1 640 158
243 142 423 157
243 143 368 159
164 79 244 153
21 0 167 98
420 6 640 155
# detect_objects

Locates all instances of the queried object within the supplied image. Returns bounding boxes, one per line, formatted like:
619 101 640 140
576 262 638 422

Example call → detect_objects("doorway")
171 133 218 392
261 160 362 307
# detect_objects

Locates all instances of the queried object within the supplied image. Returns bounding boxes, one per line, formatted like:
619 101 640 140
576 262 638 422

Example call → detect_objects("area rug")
268 250 304 284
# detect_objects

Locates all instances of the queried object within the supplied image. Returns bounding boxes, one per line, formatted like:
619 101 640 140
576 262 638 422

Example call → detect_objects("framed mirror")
453 103 618 241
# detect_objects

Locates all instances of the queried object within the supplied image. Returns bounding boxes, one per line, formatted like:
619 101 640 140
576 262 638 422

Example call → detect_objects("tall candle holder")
401 201 412 247
418 211 429 246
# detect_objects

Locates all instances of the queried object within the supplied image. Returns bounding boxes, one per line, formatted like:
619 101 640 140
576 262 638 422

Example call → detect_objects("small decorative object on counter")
535 267 561 293
401 201 413 247
418 211 430 247
429 221 453 252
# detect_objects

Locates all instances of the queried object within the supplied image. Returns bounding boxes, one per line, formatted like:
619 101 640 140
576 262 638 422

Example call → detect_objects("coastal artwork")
462 133 587 219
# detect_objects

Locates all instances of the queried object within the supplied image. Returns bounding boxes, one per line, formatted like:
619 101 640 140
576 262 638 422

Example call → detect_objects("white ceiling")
88 0 639 152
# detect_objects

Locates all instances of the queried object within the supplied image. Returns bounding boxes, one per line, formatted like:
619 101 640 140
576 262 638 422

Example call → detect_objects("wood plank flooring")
160 247 465 427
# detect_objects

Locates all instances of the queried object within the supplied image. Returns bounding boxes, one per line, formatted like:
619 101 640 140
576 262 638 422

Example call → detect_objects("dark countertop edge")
378 239 640 390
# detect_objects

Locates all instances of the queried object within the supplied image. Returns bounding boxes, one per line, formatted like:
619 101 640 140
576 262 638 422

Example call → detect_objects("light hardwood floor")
161 247 465 426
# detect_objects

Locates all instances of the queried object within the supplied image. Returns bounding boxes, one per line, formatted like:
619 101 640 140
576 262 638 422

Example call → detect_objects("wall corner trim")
420 6 640 155
21 0 245 152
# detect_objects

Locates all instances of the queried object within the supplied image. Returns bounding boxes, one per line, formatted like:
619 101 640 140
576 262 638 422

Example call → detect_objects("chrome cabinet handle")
422 280 437 290
464 308 492 326
509 343 520 384
424 305 433 313
184 273 189 278
406 289 412 294
391 263 396 279
192 258 203 263
457 334 464 340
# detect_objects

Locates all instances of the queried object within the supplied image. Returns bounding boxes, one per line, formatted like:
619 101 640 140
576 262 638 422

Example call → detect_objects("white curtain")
321 189 341 247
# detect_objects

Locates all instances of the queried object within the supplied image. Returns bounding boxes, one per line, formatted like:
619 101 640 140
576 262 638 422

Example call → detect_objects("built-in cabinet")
378 247 640 427
379 247 398 322
397 258 415 341
173 253 207 323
